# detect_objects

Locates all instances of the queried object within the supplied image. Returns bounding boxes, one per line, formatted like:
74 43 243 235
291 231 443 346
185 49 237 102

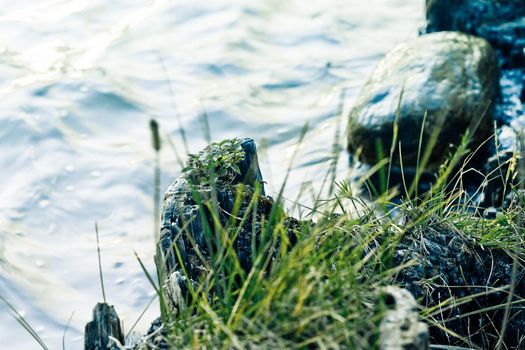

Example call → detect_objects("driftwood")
378 286 429 350
84 303 125 350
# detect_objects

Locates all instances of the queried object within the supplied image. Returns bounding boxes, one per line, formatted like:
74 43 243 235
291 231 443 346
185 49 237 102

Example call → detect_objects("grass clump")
152 200 402 349
137 119 525 350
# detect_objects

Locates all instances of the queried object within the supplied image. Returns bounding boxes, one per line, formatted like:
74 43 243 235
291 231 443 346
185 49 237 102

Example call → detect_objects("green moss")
182 138 245 186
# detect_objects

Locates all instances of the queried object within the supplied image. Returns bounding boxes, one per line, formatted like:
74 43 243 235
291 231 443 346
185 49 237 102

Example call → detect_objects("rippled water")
0 1 424 348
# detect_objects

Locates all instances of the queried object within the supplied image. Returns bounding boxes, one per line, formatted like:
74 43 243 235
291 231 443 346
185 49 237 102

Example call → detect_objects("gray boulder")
426 0 525 67
347 32 498 173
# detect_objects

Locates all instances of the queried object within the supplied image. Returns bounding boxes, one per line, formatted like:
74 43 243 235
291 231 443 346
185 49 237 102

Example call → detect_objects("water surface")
0 1 423 348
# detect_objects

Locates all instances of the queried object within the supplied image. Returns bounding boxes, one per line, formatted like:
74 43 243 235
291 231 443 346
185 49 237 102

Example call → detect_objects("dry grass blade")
150 119 162 244
0 295 49 350
62 311 75 350
126 295 157 338
95 222 107 304
495 132 525 350
134 251 161 296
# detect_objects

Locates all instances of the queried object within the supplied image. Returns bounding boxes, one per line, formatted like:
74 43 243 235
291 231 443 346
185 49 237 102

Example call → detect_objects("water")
0 1 424 348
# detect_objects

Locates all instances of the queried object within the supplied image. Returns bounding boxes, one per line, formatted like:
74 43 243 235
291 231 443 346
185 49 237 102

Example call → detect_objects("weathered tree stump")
156 138 301 315
157 138 272 312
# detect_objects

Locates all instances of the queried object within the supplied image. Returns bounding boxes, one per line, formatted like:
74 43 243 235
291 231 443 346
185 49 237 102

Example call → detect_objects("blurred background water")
0 0 423 348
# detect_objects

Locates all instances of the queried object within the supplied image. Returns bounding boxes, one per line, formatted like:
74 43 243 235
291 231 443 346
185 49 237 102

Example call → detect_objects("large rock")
347 32 498 173
426 0 525 68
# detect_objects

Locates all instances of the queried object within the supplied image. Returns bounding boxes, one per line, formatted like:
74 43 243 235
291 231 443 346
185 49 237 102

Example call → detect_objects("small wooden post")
84 303 124 350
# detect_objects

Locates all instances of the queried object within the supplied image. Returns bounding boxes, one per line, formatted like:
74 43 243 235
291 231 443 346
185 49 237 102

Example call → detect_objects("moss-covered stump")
157 138 299 315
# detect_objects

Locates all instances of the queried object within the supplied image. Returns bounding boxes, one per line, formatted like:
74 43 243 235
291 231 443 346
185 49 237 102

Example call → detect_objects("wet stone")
347 32 498 175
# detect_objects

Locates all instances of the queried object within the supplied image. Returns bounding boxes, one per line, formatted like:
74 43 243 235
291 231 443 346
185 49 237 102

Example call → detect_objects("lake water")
0 1 424 348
